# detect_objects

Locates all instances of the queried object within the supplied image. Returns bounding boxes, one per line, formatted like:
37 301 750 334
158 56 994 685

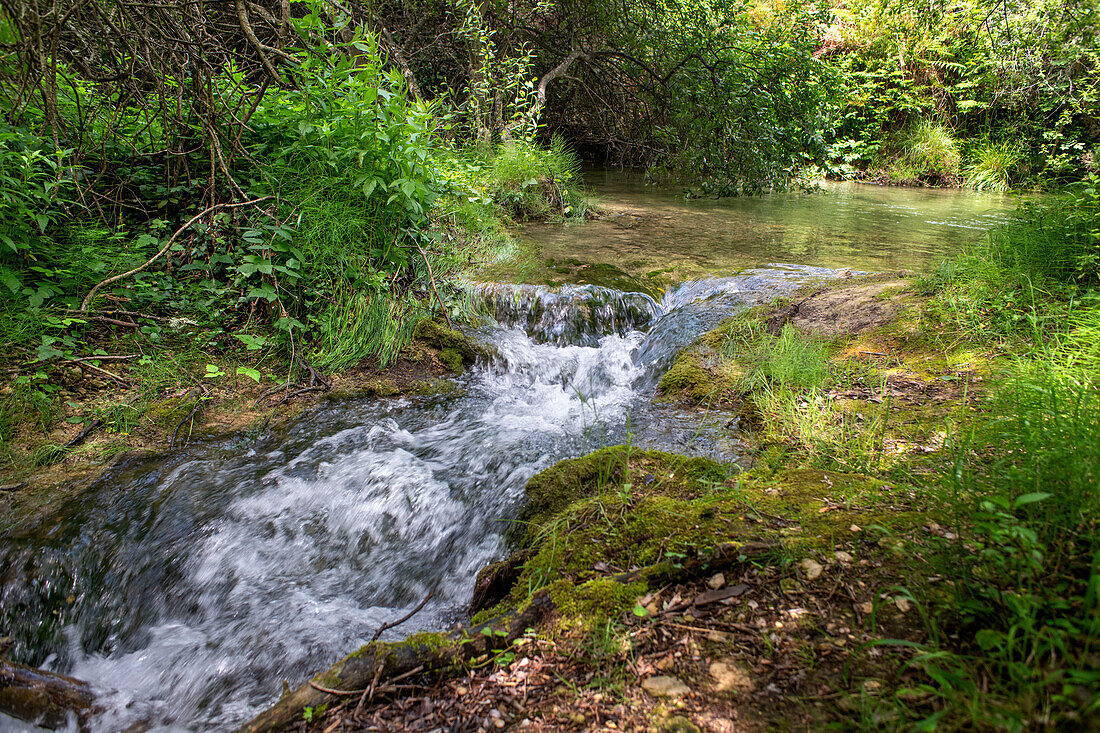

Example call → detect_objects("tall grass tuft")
964 141 1026 193
724 321 831 391
884 119 961 185
987 185 1100 285
312 292 426 372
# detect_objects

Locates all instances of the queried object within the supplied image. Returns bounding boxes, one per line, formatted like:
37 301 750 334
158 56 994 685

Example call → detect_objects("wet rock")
469 556 525 615
642 675 691 698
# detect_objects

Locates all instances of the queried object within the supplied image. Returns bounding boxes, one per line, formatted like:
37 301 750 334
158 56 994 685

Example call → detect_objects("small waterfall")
0 265 844 732
466 282 660 346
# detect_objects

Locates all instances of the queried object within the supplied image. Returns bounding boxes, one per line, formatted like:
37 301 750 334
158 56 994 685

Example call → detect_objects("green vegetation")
648 186 1100 728
821 0 1098 188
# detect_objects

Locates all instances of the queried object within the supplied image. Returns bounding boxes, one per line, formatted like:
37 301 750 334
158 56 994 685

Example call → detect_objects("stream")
0 181 1014 731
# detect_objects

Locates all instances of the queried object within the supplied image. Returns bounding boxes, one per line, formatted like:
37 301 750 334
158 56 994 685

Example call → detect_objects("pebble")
800 558 823 580
834 550 853 563
707 572 726 590
642 675 691 698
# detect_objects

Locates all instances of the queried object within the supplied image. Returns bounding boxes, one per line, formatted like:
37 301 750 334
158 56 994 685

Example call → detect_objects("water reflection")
483 174 1017 286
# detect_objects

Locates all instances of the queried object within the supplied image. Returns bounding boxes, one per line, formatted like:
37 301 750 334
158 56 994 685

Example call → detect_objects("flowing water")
0 181 1015 732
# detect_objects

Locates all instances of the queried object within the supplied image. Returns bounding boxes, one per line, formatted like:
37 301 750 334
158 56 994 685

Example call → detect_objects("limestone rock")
642 675 691 698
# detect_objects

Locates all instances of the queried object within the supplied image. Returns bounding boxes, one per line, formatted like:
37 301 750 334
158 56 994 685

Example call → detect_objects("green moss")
546 577 647 620
657 313 761 404
438 347 464 373
401 631 454 653
413 319 487 365
519 446 631 530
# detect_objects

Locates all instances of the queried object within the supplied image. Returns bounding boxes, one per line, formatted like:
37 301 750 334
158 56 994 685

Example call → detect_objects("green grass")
311 291 426 371
880 191 1100 730
884 119 961 185
964 141 1027 193
722 321 832 391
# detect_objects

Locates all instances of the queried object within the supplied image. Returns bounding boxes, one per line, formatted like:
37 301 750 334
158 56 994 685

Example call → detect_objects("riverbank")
285 226 1099 732
0 140 592 535
0 319 488 536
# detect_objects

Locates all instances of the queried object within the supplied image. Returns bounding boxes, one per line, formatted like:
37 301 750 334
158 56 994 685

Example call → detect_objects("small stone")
456 686 468 696
658 716 701 733
707 572 726 590
856 602 873 614
850 524 862 533
642 675 691 698
863 679 882 693
834 550 853 563
493 719 506 729
800 558 823 580
894 597 912 613
709 661 754 693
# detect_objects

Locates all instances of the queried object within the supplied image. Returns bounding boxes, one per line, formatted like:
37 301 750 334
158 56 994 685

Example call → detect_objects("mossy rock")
475 444 931 626
657 315 752 404
519 447 727 535
438 347 464 373
413 319 490 368
574 263 663 299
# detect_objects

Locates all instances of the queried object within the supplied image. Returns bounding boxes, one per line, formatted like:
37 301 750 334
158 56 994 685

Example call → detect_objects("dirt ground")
303 544 931 733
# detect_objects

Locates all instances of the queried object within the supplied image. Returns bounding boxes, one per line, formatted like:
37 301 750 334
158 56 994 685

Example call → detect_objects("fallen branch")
63 309 176 324
369 591 435 644
763 288 825 335
0 657 98 729
80 196 274 312
274 385 326 406
71 360 129 387
65 354 139 363
169 389 207 449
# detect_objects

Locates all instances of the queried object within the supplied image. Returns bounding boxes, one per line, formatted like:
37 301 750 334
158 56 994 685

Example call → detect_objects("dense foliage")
820 0 1099 187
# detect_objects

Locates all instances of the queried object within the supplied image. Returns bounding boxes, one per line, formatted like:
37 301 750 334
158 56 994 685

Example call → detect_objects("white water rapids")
0 266 842 731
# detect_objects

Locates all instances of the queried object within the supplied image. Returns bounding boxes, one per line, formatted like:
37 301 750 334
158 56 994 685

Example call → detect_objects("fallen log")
0 657 97 729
